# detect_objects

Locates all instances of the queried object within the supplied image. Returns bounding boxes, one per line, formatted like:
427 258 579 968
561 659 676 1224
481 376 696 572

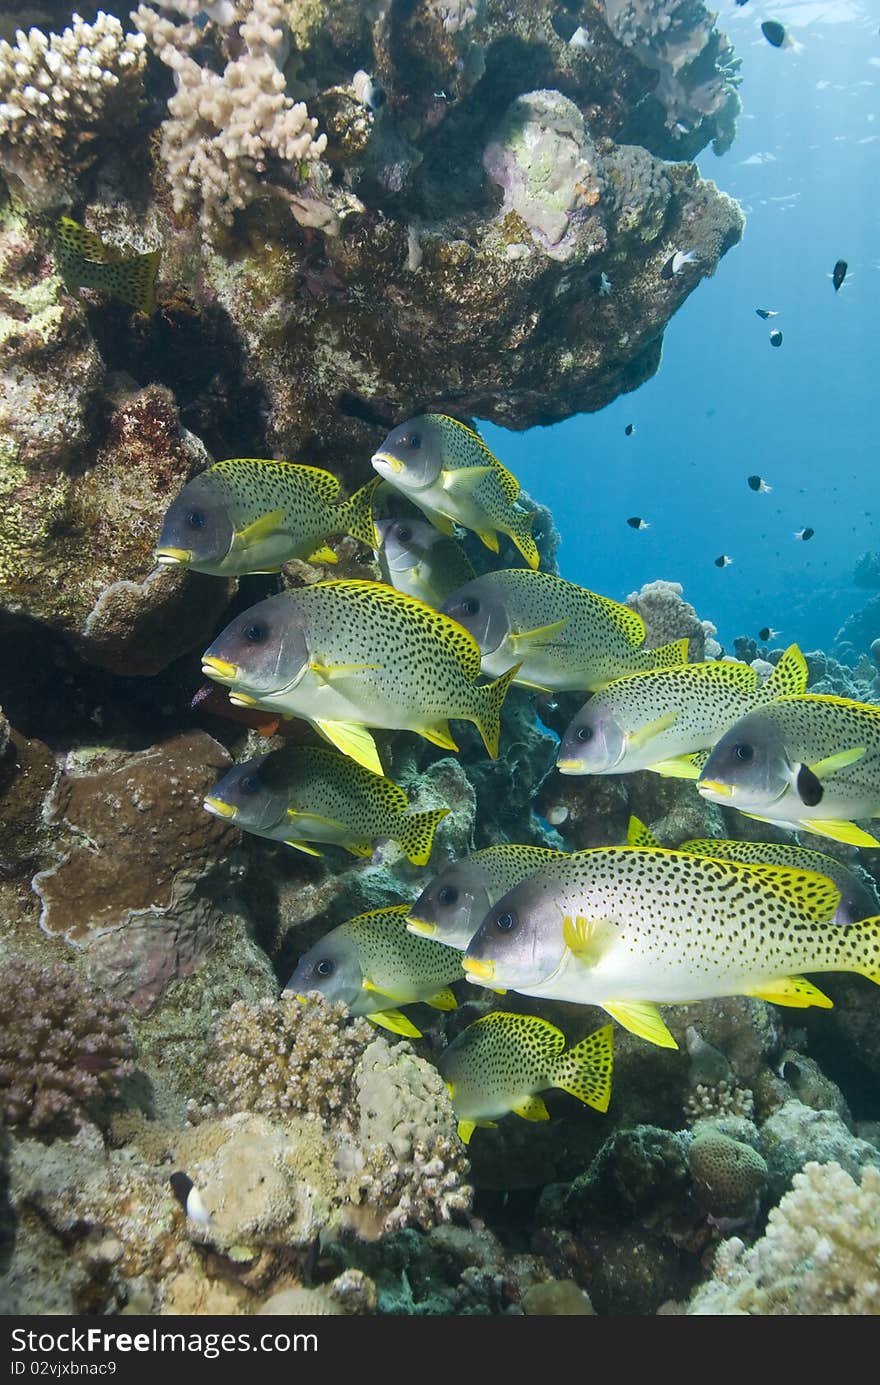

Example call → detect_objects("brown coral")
0 959 134 1133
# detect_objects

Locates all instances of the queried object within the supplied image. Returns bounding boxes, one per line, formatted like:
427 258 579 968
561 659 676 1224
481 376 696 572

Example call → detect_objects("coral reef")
687 1125 767 1223
0 959 134 1134
625 578 719 660
0 11 146 208
688 1162 880 1315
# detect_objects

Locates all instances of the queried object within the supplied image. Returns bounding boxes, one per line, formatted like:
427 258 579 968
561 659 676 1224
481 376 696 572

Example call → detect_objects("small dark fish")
714 555 732 568
747 475 772 493
627 516 649 530
832 259 847 291
735 0 749 6
624 423 635 436
758 627 781 641
794 527 815 541
755 307 778 320
661 249 698 280
769 329 783 348
761 20 788 48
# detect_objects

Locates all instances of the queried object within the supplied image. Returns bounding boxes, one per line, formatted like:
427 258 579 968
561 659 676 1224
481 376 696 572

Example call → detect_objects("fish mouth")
696 779 733 799
372 450 404 475
202 656 239 682
556 757 586 775
203 796 238 820
463 956 495 982
406 916 437 937
155 547 193 565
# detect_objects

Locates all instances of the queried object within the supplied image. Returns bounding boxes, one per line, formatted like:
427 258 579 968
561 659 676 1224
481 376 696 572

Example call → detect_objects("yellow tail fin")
552 1024 614 1112
393 808 449 866
473 663 522 758
845 916 880 986
340 476 381 549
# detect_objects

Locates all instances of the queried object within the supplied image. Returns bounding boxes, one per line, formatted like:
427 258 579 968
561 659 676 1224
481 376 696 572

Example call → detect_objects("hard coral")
625 578 718 660
0 11 147 208
689 1161 880 1315
133 0 329 235
209 994 375 1125
0 958 134 1133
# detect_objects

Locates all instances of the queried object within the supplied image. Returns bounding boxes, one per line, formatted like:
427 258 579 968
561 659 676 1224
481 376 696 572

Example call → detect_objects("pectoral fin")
284 840 323 857
604 1001 678 1049
477 529 500 554
368 1009 422 1038
809 748 867 778
440 465 495 493
647 752 705 780
420 721 459 751
313 720 383 774
510 618 569 648
512 1095 550 1123
344 841 374 858
744 976 834 1008
628 710 679 750
562 914 614 964
425 988 458 1011
236 509 286 546
309 660 382 682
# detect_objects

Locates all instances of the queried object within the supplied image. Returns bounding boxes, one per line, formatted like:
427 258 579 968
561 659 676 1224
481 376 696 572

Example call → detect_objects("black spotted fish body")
464 847 880 1048
156 460 379 575
284 904 464 1037
679 837 878 925
438 1012 613 1142
204 745 447 864
407 843 569 949
55 217 160 315
372 414 539 568
202 579 520 774
443 569 688 692
557 645 807 777
698 694 880 847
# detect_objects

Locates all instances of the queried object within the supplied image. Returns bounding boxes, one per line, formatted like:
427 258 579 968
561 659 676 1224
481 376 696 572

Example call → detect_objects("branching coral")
689 1161 880 1314
133 0 328 234
0 959 134 1133
208 995 374 1124
0 11 147 208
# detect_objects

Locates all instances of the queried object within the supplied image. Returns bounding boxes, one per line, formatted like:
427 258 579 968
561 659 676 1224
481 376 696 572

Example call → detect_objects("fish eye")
238 775 261 795
576 725 594 743
395 524 412 543
316 958 335 978
734 743 754 763
407 433 421 450
461 597 480 617
495 911 516 932
437 885 458 906
185 509 206 529
244 621 266 643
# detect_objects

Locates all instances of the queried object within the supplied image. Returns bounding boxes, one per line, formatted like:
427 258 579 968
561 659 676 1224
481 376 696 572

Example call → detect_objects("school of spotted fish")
155 410 880 1143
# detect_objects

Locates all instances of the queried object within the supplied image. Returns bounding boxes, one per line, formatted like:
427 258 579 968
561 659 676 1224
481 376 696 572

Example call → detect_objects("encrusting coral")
689 1161 880 1314
0 958 134 1134
133 0 329 234
0 11 147 208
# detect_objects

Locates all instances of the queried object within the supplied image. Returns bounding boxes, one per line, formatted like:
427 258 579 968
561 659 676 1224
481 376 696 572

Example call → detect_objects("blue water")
482 1 879 655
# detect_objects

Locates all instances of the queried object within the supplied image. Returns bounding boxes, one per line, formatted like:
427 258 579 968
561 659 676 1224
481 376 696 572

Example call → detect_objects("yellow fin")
628 710 679 750
338 475 382 549
344 841 373 858
426 988 458 1011
368 1009 422 1038
473 662 522 759
420 721 459 752
510 618 569 648
441 464 495 494
562 915 614 965
307 545 339 564
503 507 539 570
236 508 286 547
56 216 105 260
647 752 707 780
552 1024 614 1113
284 840 323 856
512 1094 550 1122
394 808 449 866
627 816 661 848
421 508 456 537
477 528 500 554
744 976 834 1008
761 644 808 698
457 1120 476 1145
309 660 382 681
808 747 867 778
651 637 690 669
799 818 880 848
604 1001 678 1049
313 720 383 774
